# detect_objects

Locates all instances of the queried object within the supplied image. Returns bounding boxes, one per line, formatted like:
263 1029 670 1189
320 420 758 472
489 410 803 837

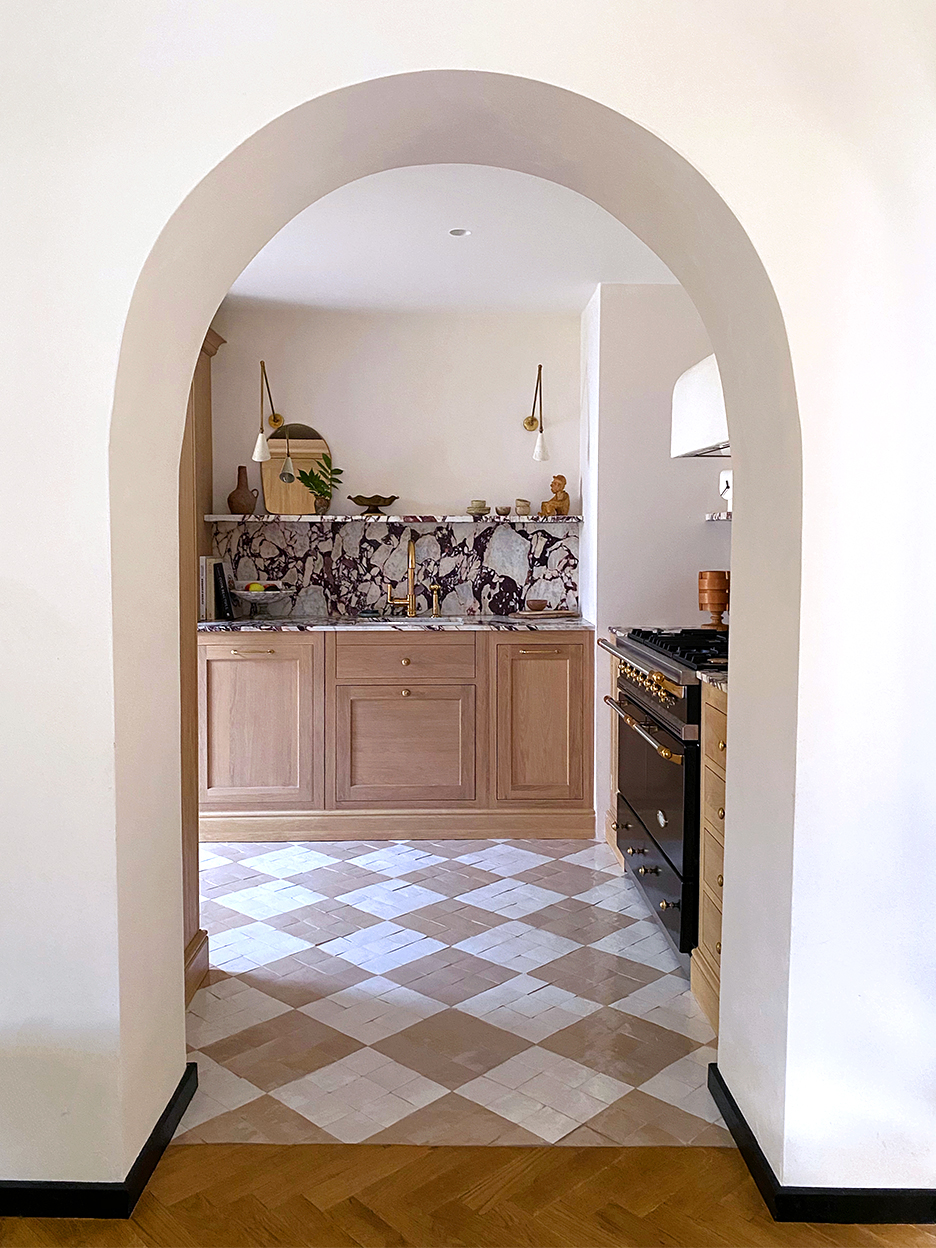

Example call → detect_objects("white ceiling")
227 164 677 313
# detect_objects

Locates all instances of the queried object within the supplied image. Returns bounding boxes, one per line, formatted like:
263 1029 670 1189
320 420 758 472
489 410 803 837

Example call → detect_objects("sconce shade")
533 430 549 462
279 454 296 484
252 431 271 462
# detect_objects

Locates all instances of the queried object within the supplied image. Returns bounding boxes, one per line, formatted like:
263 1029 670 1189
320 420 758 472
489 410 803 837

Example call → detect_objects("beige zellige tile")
194 840 724 1148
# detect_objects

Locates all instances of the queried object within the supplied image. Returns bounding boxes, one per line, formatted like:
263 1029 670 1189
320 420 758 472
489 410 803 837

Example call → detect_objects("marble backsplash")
211 518 579 617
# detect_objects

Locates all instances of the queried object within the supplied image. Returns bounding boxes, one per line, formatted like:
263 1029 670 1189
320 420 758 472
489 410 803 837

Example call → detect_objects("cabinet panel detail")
199 639 322 809
495 642 585 802
335 684 476 804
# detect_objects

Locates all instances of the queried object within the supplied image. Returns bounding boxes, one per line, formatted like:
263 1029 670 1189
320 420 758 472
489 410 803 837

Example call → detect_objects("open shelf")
205 513 583 524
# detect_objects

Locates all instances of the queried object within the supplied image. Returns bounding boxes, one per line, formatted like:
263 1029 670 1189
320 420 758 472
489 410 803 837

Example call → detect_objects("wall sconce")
522 363 549 461
251 360 283 462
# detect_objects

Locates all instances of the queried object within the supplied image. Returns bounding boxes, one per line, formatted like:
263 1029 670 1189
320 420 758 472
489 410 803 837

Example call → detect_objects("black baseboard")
708 1064 936 1224
0 1062 197 1219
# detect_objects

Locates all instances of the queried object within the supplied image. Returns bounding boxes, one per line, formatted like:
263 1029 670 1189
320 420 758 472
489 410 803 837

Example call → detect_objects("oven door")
610 690 696 875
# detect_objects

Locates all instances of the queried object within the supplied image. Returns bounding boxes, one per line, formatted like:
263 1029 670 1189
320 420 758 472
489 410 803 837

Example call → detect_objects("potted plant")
297 455 344 514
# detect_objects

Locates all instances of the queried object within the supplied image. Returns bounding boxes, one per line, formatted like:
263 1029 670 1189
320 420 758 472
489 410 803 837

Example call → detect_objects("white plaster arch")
109 68 802 1170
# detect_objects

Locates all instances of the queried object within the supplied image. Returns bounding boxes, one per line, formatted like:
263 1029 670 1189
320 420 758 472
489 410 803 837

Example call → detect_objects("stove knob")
659 899 680 911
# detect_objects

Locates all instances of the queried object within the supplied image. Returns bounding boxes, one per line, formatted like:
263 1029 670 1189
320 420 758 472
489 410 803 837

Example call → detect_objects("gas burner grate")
628 628 728 668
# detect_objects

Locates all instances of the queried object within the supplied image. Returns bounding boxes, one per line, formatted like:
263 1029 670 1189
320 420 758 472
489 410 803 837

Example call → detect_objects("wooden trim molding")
201 327 225 357
708 1065 936 1224
200 808 596 841
183 928 208 1005
0 1064 197 1219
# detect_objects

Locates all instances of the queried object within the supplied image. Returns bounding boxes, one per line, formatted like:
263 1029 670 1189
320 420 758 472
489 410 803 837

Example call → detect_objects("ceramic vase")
227 465 259 515
313 494 330 514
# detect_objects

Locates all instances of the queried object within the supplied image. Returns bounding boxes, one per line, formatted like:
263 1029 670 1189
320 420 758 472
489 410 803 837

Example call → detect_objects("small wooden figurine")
540 474 570 516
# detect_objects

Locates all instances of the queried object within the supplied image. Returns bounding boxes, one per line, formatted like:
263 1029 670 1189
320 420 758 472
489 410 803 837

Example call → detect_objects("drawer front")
703 702 728 771
335 635 475 681
702 766 726 836
699 887 723 970
617 796 695 952
701 825 724 899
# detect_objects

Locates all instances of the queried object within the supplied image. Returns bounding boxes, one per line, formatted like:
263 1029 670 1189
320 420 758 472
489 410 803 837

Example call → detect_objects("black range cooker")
599 627 728 956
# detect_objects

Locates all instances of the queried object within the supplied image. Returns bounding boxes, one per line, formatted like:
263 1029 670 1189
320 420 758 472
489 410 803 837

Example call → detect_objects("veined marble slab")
198 615 594 633
207 514 582 524
211 517 579 618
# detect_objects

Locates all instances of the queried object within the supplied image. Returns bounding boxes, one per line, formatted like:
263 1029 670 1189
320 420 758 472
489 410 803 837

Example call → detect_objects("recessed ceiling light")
449 228 471 237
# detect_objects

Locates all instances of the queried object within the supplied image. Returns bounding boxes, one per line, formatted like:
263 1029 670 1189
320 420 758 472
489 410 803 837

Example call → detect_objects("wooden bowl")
526 599 548 612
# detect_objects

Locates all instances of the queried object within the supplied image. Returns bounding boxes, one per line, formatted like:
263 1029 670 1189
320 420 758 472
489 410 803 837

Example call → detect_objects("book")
213 561 235 620
198 556 222 619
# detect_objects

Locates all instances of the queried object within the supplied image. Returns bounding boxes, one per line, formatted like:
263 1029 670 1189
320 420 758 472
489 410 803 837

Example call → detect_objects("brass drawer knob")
637 865 660 876
715 941 722 955
401 657 411 666
610 821 619 831
659 899 680 911
717 873 724 887
625 844 645 855
717 740 727 752
401 688 411 697
717 807 725 819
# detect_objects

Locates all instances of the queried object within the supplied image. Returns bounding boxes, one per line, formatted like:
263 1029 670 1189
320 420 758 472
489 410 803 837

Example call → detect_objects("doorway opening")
109 68 801 1155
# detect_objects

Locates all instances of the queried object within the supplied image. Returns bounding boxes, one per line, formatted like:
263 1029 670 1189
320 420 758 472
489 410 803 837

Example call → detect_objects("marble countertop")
698 670 728 690
198 615 594 633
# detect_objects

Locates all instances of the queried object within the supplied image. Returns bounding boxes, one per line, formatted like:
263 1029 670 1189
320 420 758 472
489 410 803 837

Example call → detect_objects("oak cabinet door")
335 684 476 804
494 641 585 802
198 638 323 809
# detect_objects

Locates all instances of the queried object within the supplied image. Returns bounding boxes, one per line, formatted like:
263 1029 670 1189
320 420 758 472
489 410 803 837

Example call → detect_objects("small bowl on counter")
231 583 292 617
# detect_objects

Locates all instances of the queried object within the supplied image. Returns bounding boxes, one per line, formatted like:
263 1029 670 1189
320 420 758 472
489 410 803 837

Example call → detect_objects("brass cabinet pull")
401 657 411 666
625 844 646 855
715 941 722 955
604 698 683 766
230 648 275 656
717 807 725 819
637 865 660 876
519 648 559 655
659 899 680 911
717 740 727 752
610 821 619 831
717 873 724 887
400 688 412 697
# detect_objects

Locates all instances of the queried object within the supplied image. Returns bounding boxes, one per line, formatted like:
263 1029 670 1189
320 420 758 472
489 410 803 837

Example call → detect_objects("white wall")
3 0 936 1194
211 301 581 516
582 285 729 823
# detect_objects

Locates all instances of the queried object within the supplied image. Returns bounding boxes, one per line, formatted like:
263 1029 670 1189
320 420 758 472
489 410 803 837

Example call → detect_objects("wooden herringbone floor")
2 1145 934 1247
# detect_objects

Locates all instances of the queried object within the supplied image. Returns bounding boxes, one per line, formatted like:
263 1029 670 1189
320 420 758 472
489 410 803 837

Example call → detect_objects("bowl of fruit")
231 581 292 616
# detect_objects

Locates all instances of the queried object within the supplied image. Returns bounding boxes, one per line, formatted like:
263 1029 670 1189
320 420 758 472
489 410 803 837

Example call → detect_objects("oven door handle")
604 696 683 766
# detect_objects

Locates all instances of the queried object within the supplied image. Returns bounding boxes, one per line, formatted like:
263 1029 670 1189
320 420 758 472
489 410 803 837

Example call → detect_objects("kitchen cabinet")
691 680 727 1033
198 635 324 810
334 683 476 804
493 639 589 803
196 627 595 839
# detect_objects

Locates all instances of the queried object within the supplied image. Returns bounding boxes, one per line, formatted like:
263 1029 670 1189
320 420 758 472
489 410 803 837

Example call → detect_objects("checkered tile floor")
174 839 733 1147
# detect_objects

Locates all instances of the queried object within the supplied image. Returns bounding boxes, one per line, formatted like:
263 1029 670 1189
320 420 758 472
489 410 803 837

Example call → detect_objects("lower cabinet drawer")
698 887 723 971
335 634 475 681
703 702 728 770
701 825 724 900
616 795 695 952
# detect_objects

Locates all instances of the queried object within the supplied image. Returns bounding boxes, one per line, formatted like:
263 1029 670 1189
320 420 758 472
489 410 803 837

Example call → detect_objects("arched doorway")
110 70 801 1178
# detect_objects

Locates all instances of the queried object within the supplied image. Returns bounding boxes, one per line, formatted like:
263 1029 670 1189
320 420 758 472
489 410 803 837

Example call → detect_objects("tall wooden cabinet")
197 627 595 839
179 327 223 1002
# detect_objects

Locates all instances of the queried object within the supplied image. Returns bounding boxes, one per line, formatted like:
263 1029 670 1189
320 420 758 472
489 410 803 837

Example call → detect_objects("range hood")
671 353 730 458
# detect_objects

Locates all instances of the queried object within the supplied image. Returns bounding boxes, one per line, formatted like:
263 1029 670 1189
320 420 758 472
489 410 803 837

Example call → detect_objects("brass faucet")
386 539 442 617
